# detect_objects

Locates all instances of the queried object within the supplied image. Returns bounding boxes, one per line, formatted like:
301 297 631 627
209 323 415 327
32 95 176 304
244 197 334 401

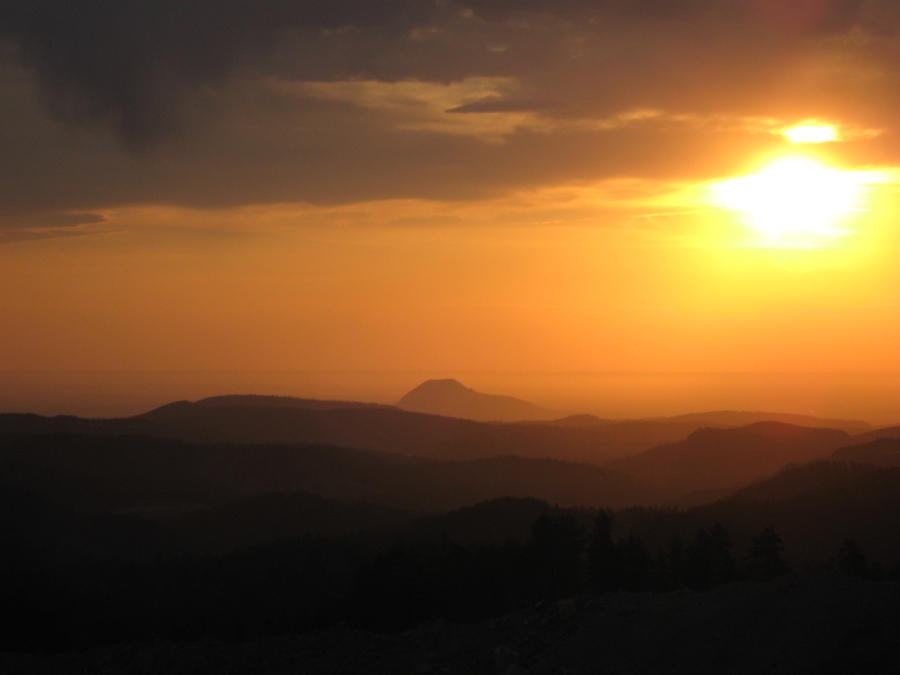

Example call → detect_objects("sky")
3 1 900 420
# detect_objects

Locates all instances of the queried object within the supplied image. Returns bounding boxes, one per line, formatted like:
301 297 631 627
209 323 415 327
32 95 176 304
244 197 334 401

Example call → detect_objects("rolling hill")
0 397 749 466
849 424 900 445
2 394 883 468
0 433 651 515
609 422 851 500
832 437 900 467
659 410 870 434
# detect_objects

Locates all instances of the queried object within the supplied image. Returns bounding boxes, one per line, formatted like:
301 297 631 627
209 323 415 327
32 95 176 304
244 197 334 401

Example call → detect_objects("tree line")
3 507 888 653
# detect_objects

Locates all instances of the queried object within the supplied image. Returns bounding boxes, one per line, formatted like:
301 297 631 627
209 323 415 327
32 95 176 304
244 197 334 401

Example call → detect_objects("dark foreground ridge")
2 395 899 672
2 575 897 674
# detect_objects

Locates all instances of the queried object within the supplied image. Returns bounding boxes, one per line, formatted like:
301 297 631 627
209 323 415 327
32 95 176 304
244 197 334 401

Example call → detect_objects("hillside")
0 434 650 516
832 437 900 467
615 460 900 565
661 410 870 434
609 422 850 499
0 399 735 466
851 424 900 444
159 394 393 412
396 379 558 422
4 576 898 674
727 460 895 502
4 395 883 469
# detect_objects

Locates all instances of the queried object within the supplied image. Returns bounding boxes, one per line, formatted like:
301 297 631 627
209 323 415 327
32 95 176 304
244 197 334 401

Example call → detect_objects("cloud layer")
3 0 900 225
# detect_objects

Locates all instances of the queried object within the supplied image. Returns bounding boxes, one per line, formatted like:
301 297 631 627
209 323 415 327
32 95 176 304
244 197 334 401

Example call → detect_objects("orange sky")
3 1 900 420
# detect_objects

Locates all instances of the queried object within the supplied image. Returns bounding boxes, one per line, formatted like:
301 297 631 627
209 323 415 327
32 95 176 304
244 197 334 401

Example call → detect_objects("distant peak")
397 379 558 422
412 378 469 390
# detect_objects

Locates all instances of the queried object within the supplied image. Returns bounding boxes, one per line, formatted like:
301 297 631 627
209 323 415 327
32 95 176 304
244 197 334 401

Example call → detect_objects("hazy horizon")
6 3 900 428
3 369 900 424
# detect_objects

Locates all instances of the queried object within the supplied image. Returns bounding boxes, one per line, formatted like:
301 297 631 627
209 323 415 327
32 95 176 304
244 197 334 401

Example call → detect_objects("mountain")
135 399 697 463
541 410 870 433
2 395 870 469
406 497 554 546
609 422 851 500
396 379 558 422
832 438 900 467
851 424 900 444
0 434 651 516
163 492 413 553
534 414 611 427
0 398 724 465
697 461 900 563
165 394 393 412
612 458 900 566
661 410 870 434
725 460 891 502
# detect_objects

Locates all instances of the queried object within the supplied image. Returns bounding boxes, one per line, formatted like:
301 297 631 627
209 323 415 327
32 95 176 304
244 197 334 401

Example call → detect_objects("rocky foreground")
3 575 898 674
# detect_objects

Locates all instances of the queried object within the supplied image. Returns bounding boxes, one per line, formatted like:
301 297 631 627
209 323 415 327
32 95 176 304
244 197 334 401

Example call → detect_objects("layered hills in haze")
2 389 896 517
0 433 649 515
658 410 870 433
832 437 900 467
0 391 887 488
394 379 872 433
0 395 763 465
610 422 853 499
5 388 900 661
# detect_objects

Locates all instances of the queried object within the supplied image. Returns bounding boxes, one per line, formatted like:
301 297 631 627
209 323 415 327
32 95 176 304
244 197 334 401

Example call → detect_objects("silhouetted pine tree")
618 536 651 591
745 528 789 581
685 524 735 589
837 539 868 579
587 512 619 592
709 524 735 583
663 536 686 590
529 513 585 598
685 528 713 589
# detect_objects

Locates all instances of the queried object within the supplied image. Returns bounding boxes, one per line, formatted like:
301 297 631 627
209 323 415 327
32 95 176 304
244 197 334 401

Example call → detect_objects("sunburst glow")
710 157 880 248
782 124 838 143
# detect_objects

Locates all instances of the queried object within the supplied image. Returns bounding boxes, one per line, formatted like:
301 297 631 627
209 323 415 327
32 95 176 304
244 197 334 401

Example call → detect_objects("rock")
505 665 529 675
494 645 519 672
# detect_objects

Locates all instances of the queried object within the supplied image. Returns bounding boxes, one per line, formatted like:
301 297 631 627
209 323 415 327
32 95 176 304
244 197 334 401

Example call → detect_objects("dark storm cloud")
0 0 868 146
447 99 550 113
465 0 862 32
1 211 106 228
0 210 107 244
0 0 435 146
0 74 788 213
2 0 900 219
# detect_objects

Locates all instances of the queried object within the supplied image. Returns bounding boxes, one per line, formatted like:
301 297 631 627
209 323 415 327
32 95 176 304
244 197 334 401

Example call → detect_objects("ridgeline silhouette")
2 393 900 672
396 378 558 422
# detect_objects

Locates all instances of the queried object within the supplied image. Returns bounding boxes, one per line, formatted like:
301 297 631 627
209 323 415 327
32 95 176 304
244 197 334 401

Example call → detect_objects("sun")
781 124 838 144
709 156 877 248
